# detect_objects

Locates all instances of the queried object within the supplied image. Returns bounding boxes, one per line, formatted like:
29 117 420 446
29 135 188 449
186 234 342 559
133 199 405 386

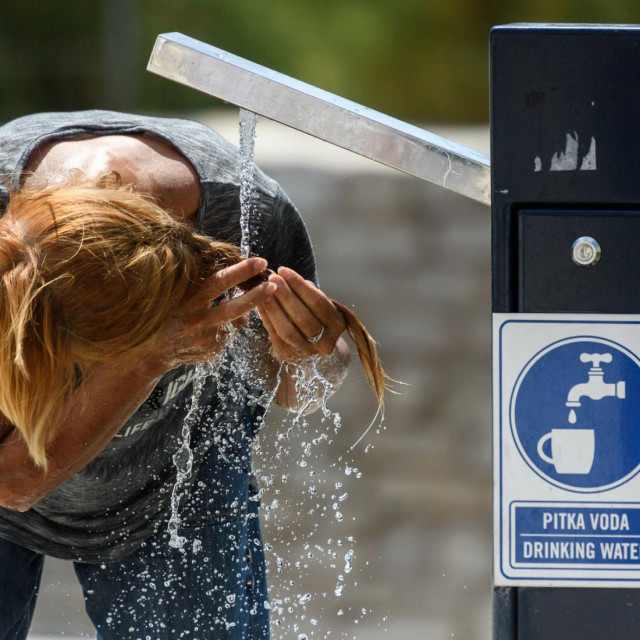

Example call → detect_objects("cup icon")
537 428 595 475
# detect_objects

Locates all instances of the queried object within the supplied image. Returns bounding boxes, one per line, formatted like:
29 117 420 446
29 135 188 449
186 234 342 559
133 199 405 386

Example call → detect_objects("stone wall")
245 116 493 640
256 162 492 640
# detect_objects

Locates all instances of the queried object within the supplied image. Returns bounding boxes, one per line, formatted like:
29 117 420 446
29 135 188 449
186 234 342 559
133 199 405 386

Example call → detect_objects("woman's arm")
0 357 166 511
0 258 277 511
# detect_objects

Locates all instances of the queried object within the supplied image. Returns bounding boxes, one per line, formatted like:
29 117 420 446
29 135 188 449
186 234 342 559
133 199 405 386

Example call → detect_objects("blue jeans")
0 537 44 639
0 431 270 640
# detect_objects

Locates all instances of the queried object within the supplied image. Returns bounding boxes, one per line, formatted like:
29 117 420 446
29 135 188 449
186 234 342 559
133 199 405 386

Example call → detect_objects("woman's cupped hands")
145 259 346 374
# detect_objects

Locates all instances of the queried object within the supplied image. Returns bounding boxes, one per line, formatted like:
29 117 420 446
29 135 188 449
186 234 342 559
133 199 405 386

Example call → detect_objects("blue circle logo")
510 337 640 492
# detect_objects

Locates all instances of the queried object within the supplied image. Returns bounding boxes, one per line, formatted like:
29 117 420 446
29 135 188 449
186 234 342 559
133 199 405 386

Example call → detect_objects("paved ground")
28 113 492 639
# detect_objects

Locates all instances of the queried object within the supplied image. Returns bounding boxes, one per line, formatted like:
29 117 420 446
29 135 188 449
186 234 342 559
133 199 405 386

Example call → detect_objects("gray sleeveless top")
0 110 316 561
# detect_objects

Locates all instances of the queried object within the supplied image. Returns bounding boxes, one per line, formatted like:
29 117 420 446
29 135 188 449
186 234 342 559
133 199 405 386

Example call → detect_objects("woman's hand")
257 266 347 361
0 261 277 511
145 257 277 374
256 267 351 412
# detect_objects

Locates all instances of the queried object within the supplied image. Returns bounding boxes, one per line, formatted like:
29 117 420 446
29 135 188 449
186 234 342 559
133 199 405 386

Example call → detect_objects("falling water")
167 110 259 549
168 356 229 549
234 108 383 635
239 108 258 258
251 355 383 639
569 409 577 424
166 110 260 549
164 108 382 638
167 363 205 548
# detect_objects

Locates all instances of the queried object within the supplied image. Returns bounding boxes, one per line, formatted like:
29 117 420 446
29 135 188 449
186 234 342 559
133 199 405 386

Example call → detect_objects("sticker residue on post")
580 137 597 170
550 132 579 171
535 132 597 172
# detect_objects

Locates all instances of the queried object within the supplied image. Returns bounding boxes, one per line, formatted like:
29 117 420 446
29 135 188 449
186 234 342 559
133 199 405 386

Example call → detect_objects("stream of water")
238 108 258 259
164 109 378 638
167 109 258 549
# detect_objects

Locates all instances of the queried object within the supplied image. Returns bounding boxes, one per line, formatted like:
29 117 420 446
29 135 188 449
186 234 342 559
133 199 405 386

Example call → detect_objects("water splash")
168 362 207 549
250 356 371 639
163 109 382 637
167 339 234 548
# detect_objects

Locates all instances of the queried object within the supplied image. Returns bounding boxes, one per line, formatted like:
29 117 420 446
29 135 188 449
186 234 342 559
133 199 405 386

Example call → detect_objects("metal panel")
147 32 491 205
517 588 640 640
491 24 640 313
519 210 640 313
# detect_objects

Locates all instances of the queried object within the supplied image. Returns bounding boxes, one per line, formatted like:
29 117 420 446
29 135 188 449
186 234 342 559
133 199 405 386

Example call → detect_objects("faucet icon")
566 353 626 408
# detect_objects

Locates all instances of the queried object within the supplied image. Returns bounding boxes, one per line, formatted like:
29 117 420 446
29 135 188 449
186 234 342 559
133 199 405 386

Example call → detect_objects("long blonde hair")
0 178 237 468
0 178 390 469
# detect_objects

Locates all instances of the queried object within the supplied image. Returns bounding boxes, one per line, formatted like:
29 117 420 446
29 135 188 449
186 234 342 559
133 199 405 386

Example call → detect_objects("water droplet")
344 550 354 574
569 409 577 424
169 535 186 549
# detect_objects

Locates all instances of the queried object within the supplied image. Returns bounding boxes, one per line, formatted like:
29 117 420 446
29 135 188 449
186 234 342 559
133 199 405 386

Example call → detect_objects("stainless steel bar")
147 32 491 205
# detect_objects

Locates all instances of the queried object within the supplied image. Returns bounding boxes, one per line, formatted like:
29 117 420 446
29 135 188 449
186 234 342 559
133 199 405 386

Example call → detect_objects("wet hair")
330 299 389 407
0 177 390 469
0 177 239 468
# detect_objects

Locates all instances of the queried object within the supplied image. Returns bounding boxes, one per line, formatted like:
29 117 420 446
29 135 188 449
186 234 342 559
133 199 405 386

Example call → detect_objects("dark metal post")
492 24 640 640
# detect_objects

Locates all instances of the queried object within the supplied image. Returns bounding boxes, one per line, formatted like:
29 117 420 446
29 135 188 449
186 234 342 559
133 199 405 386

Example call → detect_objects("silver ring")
307 326 325 344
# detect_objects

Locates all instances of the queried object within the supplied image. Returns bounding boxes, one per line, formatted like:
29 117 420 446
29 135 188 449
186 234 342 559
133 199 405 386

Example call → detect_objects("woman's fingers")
259 296 317 358
257 305 303 361
155 259 277 369
267 274 323 336
258 268 347 358
277 268 346 352
195 257 268 307
212 281 276 323
277 268 344 326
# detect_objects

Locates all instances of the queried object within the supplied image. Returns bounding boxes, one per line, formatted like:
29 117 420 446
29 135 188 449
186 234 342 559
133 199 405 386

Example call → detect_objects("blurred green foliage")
2 0 640 124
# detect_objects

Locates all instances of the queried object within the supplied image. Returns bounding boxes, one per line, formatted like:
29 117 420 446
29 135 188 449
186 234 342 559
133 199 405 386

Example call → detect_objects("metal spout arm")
147 32 491 205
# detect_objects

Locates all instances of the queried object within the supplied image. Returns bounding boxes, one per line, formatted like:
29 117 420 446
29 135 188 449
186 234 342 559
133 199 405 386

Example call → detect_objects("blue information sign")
494 315 640 586
513 504 640 566
511 337 640 492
